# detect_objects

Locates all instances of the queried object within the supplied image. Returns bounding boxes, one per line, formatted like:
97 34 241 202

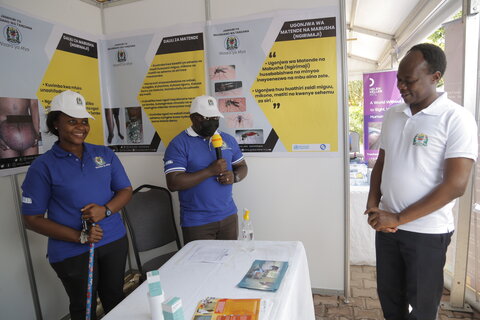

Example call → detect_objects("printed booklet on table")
237 260 289 292
192 297 260 320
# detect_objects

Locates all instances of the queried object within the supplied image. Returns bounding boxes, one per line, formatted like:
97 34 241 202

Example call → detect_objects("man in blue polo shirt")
164 95 248 244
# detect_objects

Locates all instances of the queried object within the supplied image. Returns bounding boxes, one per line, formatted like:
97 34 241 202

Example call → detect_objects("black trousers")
376 229 452 320
51 236 128 320
182 213 238 245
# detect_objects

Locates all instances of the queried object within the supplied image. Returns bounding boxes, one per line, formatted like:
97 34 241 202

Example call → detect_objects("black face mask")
197 119 219 137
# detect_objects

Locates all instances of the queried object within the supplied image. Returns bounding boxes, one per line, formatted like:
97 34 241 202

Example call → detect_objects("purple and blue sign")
363 70 402 165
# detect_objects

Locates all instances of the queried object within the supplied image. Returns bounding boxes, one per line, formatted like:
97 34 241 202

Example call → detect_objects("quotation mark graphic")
273 103 281 109
269 52 277 58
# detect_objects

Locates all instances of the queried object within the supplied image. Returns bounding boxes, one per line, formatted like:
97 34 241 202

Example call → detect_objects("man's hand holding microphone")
211 134 234 184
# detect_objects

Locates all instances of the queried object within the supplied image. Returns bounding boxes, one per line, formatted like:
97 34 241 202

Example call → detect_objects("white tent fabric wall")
350 186 376 265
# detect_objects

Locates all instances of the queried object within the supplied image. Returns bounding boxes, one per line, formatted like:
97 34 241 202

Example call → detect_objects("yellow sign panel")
138 50 205 146
252 37 338 152
37 43 103 145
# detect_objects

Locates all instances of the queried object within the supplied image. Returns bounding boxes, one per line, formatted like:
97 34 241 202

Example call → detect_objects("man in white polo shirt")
365 43 478 319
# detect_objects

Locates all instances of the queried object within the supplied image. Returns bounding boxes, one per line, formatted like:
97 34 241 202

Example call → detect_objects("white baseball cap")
190 95 224 118
50 90 95 119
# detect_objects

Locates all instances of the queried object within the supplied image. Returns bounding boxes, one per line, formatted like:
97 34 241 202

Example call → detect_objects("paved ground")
313 265 480 320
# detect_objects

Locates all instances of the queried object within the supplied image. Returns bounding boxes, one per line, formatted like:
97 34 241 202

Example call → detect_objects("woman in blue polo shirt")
21 90 132 320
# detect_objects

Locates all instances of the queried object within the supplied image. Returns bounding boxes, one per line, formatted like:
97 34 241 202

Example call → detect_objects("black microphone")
212 134 223 159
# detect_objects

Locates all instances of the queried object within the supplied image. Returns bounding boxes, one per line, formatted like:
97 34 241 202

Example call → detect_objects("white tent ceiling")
80 0 462 79
346 0 462 79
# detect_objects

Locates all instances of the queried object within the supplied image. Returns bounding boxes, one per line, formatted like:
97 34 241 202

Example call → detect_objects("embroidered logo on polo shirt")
22 196 32 204
165 160 173 165
413 133 428 146
220 141 232 150
94 156 110 168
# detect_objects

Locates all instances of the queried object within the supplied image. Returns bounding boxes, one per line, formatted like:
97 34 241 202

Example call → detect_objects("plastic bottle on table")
240 208 254 251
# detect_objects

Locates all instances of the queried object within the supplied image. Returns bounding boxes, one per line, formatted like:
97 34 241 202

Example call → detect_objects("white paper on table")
187 247 231 263
259 299 272 320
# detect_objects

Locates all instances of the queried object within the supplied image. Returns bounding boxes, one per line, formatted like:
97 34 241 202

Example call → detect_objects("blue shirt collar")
51 141 92 158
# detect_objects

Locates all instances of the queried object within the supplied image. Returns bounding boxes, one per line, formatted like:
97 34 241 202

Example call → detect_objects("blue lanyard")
85 224 95 320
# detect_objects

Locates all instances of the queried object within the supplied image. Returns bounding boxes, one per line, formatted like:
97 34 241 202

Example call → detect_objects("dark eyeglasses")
196 114 220 121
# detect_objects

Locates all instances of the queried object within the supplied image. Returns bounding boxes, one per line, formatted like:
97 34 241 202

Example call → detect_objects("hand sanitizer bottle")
240 208 254 251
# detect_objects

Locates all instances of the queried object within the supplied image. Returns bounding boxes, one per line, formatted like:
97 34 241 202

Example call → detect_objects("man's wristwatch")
234 172 240 183
104 205 112 217
79 230 89 244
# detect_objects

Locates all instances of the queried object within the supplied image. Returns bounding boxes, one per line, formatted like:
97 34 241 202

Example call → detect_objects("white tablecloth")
350 185 376 265
103 240 315 320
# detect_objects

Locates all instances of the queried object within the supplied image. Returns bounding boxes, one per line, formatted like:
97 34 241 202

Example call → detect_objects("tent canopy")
346 0 462 79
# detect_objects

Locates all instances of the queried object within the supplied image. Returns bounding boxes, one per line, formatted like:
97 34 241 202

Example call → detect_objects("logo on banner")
413 133 428 146
225 36 239 50
117 49 127 62
112 47 132 67
3 25 21 44
292 144 330 151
